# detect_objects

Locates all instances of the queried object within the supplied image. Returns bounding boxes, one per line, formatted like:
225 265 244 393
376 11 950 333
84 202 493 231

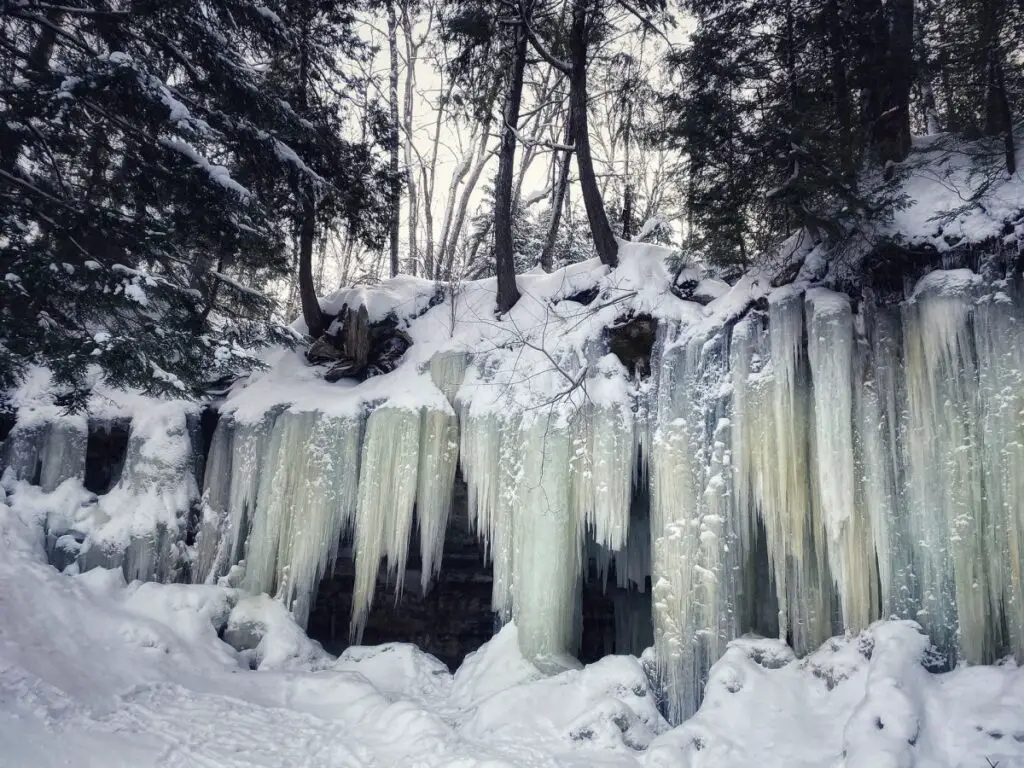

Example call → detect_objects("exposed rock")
307 471 495 670
606 314 657 380
222 619 263 655
561 286 601 306
312 303 413 383
0 409 14 444
307 336 345 364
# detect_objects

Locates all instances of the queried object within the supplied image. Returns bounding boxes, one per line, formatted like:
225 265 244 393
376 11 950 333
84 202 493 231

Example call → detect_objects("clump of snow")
224 594 334 670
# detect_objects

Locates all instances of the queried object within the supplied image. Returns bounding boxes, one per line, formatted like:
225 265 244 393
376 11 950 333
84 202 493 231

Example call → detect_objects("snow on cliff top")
225 241 747 422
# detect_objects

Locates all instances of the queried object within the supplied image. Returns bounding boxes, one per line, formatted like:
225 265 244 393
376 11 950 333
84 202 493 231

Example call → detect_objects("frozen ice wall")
3 261 1023 728
649 269 1024 720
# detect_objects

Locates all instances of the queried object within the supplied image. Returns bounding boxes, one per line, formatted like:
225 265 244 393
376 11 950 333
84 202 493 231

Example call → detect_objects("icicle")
39 419 87 492
902 270 993 663
651 324 741 722
492 410 523 622
241 410 307 598
972 286 1024 662
852 312 895 613
805 288 879 632
193 416 234 584
572 396 635 552
350 405 422 641
276 412 362 627
732 297 833 656
858 301 917 619
417 406 459 593
613 491 650 592
226 408 281 568
513 407 579 659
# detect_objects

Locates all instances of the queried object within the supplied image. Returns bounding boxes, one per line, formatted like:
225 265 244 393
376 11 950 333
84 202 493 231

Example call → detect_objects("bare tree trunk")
421 93 445 278
982 0 1015 174
620 95 634 239
387 2 401 277
494 19 526 314
442 125 495 277
826 0 855 181
400 2 420 276
298 194 325 338
295 20 325 338
569 0 618 267
540 117 574 271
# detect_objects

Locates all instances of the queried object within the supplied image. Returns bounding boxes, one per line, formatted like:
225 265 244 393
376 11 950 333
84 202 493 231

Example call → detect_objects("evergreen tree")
0 0 389 407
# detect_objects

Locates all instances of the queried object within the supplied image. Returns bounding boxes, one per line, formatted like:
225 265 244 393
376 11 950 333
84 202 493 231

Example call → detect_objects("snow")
6 239 1024 756
2 497 1023 766
886 135 1024 251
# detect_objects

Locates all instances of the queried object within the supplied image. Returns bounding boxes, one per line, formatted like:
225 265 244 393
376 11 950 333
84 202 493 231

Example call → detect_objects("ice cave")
3 245 1023 726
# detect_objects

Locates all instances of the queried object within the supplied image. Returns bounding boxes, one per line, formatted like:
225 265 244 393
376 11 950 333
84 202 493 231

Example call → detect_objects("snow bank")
1 502 1021 766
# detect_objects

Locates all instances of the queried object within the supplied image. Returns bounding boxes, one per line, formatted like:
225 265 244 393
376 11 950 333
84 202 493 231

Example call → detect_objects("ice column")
417 406 460 593
193 415 234 583
351 405 423 640
972 287 1024 660
275 412 362 627
902 271 993 663
806 289 879 631
513 407 579 659
650 325 740 722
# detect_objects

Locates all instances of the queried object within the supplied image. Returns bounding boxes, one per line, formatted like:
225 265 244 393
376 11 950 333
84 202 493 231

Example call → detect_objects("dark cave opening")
306 468 496 670
83 417 131 495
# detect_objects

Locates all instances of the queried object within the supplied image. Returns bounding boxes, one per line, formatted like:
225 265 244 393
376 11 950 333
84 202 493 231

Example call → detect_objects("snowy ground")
2 485 1023 768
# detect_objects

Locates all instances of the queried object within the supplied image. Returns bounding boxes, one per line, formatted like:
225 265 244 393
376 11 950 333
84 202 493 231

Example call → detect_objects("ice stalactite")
239 410 362 628
650 325 740 722
513 408 580 659
193 415 234 584
226 409 282 571
572 394 636 552
350 406 423 640
973 286 1024 660
417 406 459 593
806 289 879 632
902 270 993 663
243 411 315 599
277 412 362 627
458 358 523 623
732 302 833 657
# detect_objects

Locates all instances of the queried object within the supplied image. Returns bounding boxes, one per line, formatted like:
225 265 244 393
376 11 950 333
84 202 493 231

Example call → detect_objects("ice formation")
3 253 1024 726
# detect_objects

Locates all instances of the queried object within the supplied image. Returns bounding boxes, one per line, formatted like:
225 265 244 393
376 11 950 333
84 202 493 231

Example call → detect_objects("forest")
2 0 1022 404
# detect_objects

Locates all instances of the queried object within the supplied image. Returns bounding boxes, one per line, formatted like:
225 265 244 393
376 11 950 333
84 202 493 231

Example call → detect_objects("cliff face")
3 238 1024 725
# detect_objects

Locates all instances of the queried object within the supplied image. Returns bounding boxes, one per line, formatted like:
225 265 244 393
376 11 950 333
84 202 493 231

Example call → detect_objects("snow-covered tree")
0 0 389 406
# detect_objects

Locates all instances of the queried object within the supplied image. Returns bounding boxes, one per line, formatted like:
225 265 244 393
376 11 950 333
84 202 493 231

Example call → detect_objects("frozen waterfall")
3 265 1024 726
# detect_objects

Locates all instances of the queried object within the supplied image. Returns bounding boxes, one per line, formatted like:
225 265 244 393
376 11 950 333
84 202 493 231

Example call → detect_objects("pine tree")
0 0 389 407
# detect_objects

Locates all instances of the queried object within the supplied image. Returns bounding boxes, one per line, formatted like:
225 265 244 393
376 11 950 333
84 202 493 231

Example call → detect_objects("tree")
493 4 527 313
0 0 389 405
